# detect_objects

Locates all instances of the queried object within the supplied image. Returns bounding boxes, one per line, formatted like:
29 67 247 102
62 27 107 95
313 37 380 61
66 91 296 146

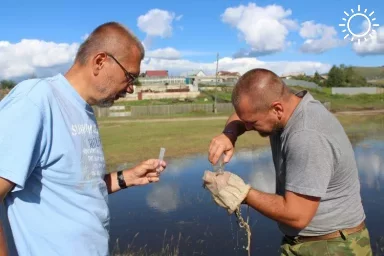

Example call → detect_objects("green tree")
0 80 16 89
343 66 368 87
326 65 344 87
313 71 322 85
134 79 142 86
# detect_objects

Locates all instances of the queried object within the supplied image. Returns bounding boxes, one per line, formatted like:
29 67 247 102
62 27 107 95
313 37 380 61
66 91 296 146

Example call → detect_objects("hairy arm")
104 159 165 194
0 178 14 256
245 189 320 229
104 171 134 194
246 130 335 230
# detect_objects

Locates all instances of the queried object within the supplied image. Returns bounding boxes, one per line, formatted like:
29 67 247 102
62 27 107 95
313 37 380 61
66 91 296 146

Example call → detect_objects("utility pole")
214 53 219 114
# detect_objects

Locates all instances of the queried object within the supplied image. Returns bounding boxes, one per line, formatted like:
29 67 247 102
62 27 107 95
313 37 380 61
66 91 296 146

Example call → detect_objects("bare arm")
104 159 166 194
0 178 14 256
245 189 320 230
209 112 251 164
222 112 249 144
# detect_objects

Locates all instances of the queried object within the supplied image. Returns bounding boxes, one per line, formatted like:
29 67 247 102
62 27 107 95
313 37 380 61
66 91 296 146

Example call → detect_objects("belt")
284 221 366 244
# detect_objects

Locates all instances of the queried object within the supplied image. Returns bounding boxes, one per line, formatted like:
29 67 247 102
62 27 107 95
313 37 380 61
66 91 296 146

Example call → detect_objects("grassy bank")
113 86 383 115
290 87 384 112
99 114 384 171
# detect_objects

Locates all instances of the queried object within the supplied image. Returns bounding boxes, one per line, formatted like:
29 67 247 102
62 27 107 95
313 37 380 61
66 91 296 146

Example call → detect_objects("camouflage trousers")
280 227 373 256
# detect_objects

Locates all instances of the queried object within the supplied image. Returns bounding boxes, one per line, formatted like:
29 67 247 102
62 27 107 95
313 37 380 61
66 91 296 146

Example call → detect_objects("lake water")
109 128 384 255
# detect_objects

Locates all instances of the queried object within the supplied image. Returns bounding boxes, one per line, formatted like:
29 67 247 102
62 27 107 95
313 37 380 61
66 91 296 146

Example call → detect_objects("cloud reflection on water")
355 140 384 191
146 184 180 213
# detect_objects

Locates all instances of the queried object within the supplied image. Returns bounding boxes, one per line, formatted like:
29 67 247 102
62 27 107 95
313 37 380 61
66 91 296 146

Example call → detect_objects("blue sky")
1 0 383 80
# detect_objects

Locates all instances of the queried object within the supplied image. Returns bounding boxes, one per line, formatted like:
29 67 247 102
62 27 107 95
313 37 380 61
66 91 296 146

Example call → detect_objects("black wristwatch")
117 170 127 189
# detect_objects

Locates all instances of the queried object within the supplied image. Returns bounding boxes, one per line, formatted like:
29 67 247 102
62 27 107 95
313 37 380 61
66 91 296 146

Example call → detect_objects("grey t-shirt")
270 90 365 236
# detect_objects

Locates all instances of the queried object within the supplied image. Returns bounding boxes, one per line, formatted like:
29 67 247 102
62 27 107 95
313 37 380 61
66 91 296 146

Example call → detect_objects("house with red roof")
145 70 169 78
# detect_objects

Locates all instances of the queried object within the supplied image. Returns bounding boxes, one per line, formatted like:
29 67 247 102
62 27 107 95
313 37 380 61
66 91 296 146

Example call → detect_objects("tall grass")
112 230 181 256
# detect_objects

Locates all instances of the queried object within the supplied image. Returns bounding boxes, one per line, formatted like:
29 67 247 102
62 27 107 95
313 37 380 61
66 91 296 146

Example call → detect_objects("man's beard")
96 99 115 108
258 121 283 137
96 91 126 108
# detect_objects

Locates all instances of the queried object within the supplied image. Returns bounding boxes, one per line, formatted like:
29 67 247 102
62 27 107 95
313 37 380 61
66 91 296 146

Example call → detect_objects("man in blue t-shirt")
0 22 166 256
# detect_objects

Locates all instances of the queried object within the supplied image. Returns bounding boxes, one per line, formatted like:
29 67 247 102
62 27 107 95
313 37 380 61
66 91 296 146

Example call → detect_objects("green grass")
99 114 384 171
368 79 384 86
111 85 383 115
290 86 384 112
352 66 384 79
114 92 217 111
99 117 270 171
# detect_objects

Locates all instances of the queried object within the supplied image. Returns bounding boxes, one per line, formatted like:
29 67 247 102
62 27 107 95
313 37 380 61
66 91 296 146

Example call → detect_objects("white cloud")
0 39 79 79
0 40 331 81
299 21 343 53
144 47 215 60
352 24 384 56
175 15 183 21
221 3 298 56
141 56 331 77
146 47 181 60
137 9 179 45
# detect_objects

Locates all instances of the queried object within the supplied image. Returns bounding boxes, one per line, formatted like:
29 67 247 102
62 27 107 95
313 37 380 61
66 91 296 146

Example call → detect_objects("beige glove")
202 171 251 214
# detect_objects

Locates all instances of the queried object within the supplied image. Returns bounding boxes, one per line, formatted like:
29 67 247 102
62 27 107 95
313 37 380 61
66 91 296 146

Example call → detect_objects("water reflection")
109 136 384 255
146 184 180 213
355 140 384 191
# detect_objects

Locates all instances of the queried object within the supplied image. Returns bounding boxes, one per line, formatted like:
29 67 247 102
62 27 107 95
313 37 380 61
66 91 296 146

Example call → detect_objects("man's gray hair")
75 22 145 65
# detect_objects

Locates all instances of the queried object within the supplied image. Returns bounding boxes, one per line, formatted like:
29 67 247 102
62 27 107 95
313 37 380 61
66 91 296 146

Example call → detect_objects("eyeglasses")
106 53 138 84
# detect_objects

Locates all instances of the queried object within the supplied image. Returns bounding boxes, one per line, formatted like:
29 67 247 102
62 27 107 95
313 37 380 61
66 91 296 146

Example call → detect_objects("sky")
1 0 384 81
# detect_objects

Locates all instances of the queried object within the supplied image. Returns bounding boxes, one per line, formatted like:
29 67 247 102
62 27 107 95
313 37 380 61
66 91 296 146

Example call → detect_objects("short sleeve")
284 130 337 198
0 95 45 192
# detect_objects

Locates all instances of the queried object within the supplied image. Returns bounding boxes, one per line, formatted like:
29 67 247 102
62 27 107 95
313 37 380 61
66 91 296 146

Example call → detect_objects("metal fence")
131 103 234 117
332 87 384 95
138 77 186 85
282 79 323 91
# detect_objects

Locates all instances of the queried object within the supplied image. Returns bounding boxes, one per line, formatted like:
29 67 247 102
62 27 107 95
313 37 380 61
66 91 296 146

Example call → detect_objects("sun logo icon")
339 4 379 45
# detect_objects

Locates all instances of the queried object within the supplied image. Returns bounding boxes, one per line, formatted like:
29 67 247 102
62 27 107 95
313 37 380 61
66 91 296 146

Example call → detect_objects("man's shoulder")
5 75 61 107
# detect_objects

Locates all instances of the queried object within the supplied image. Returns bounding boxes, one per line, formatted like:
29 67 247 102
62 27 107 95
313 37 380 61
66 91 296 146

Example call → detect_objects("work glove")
202 171 251 214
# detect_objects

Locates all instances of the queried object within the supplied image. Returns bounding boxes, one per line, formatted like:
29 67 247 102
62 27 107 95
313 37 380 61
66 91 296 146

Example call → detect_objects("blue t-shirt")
0 74 110 255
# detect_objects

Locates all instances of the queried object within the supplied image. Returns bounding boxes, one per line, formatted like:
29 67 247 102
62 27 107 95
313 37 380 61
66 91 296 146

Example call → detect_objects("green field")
113 86 384 115
99 114 384 172
352 66 384 79
290 86 384 112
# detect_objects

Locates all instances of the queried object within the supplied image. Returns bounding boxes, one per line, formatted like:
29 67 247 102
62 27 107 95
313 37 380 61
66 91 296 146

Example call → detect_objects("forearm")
223 112 248 143
245 189 304 229
104 170 133 194
0 220 8 256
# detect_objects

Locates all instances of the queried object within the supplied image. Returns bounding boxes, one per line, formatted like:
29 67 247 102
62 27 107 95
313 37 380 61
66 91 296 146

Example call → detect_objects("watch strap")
117 170 127 189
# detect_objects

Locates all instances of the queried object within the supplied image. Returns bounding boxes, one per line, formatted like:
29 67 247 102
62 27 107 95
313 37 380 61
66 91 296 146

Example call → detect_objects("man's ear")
271 102 283 119
92 52 108 76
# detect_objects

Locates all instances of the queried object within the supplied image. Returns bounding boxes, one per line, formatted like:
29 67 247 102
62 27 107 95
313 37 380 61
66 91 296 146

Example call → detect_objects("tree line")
0 80 16 89
0 64 378 90
291 64 371 87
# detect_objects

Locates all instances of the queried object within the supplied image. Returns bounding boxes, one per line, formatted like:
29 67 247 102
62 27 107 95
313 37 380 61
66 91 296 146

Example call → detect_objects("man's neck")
64 65 93 104
280 94 303 127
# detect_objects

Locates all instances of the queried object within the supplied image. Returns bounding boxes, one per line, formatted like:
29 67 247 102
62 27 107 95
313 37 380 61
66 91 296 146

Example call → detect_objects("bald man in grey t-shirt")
270 90 365 237
205 68 372 255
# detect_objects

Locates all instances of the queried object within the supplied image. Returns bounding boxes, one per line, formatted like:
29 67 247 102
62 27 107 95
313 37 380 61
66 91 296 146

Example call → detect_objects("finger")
212 145 225 165
208 138 216 157
146 172 160 178
147 176 160 183
223 150 233 163
141 159 160 170
209 142 220 164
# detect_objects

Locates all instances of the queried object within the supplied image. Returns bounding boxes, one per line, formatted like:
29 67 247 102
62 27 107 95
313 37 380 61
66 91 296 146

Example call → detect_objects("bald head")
232 68 292 111
75 22 145 65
